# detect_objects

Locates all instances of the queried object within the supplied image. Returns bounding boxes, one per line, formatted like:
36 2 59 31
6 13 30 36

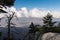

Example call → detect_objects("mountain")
0 6 60 40
0 17 42 27
0 6 60 27
0 17 60 27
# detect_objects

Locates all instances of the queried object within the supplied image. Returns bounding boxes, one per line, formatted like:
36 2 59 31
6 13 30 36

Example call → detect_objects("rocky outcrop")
42 32 60 40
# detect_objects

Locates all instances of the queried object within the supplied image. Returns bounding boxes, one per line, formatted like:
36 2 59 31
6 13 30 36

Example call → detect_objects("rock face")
42 32 60 40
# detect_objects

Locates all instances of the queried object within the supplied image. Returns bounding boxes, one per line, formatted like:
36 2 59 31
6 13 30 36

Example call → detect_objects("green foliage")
42 13 55 33
39 26 47 34
39 13 58 33
28 22 39 40
43 13 56 27
29 22 39 33
29 22 35 33
58 22 60 27
0 0 15 6
23 13 60 40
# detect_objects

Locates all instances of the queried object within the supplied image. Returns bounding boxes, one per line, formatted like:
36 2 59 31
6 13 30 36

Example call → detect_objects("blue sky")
14 0 60 10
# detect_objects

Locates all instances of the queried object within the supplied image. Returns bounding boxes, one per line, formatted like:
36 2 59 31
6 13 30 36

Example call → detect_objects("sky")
1 0 60 18
14 0 60 10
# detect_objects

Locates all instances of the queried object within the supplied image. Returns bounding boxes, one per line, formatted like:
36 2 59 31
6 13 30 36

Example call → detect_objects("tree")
29 22 36 33
0 0 15 40
29 22 39 40
43 13 56 27
23 22 39 40
27 22 36 40
0 0 15 7
43 13 56 32
55 22 60 33
0 0 15 13
36 25 47 40
0 32 2 40
6 12 15 40
58 22 60 27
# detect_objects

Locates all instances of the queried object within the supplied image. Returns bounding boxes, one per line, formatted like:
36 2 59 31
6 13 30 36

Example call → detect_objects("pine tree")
43 13 56 32
23 22 38 40
29 22 35 33
23 22 39 40
28 22 35 40
43 13 56 27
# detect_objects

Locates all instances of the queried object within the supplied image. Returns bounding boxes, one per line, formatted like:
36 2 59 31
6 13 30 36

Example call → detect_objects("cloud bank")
0 6 60 18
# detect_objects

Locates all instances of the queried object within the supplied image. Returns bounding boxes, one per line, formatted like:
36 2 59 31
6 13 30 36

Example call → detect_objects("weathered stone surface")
42 32 60 40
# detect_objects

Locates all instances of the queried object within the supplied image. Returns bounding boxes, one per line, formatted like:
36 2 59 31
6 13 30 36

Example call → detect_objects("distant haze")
0 6 60 27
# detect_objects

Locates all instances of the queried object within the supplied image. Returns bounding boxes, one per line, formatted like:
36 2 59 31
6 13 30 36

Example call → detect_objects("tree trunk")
7 19 10 40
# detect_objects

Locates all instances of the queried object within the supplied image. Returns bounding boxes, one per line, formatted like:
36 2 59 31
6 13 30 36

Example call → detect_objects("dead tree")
6 12 15 40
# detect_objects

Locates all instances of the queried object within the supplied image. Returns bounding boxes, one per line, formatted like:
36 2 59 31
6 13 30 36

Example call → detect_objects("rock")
42 32 60 40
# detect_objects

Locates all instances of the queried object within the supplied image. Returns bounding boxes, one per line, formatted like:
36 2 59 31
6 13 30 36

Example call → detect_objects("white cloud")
0 6 60 18
20 7 30 17
50 11 60 18
30 8 41 17
9 6 17 12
